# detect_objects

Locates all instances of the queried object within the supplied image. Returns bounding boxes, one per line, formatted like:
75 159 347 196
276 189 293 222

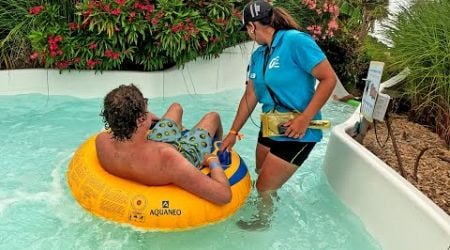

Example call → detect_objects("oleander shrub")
318 32 370 95
2 0 379 86
276 0 340 41
384 0 450 145
0 0 77 69
2 0 246 71
275 0 370 91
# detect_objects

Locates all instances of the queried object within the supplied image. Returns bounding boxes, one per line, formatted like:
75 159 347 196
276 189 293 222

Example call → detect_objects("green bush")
0 0 77 69
362 35 398 81
318 33 370 95
3 0 246 71
384 0 450 145
362 35 390 66
2 0 374 80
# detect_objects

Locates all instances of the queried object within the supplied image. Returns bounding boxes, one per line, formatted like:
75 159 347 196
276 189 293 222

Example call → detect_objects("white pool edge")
324 110 450 250
0 42 253 98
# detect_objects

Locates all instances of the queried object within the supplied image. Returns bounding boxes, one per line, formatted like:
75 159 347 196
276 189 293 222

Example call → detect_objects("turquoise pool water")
0 90 380 250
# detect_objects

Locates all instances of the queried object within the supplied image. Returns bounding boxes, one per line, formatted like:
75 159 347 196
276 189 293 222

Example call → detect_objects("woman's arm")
284 59 336 138
220 81 258 151
303 59 336 119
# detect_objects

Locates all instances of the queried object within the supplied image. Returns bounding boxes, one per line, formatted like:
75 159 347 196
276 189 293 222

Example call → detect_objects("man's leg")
192 112 223 140
160 103 183 129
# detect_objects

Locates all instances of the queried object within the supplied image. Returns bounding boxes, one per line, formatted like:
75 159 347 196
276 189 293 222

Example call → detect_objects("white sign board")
361 61 384 122
373 92 390 121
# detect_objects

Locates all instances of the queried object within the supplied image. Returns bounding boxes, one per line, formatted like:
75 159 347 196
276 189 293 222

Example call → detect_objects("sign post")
361 61 385 122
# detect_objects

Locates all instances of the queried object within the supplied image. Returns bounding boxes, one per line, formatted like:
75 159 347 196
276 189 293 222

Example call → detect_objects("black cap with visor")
240 1 273 31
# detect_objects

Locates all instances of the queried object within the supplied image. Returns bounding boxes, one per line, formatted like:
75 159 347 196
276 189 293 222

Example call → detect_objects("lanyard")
263 31 286 110
262 30 278 75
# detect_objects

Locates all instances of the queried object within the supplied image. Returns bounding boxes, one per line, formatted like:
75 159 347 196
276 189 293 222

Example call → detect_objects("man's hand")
202 153 222 169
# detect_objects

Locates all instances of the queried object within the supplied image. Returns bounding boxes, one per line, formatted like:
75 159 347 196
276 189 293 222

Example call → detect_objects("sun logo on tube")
131 195 147 210
129 195 148 223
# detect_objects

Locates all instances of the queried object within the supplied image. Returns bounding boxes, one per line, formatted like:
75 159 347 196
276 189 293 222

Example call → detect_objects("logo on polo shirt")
269 56 280 69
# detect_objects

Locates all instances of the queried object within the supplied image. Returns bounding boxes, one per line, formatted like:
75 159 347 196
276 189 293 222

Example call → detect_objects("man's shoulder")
95 132 111 153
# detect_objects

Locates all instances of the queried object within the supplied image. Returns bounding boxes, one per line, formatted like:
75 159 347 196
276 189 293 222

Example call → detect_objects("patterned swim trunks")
147 118 213 168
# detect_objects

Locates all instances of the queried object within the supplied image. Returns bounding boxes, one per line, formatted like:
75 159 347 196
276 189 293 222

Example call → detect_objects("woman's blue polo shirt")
248 29 326 142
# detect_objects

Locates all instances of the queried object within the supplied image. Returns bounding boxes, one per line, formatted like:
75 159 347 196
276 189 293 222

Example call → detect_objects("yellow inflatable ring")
67 134 252 231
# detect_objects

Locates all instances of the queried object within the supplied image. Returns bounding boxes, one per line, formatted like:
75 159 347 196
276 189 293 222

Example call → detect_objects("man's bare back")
96 132 175 186
95 84 231 205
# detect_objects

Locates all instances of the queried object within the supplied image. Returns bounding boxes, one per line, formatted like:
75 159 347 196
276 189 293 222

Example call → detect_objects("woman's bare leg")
256 153 298 192
255 143 270 174
238 154 297 230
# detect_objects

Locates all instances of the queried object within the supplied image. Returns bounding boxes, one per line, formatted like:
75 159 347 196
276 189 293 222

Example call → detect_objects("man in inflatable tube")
95 84 232 205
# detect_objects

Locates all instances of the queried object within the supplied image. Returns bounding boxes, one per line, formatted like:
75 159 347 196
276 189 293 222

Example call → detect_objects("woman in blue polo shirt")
220 1 336 228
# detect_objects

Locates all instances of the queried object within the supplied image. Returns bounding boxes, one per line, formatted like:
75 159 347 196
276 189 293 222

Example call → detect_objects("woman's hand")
284 115 311 139
219 134 237 152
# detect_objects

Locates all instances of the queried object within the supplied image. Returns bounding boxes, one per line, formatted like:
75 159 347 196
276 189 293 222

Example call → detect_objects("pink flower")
128 12 136 22
302 0 316 10
105 49 120 60
151 18 159 26
88 43 97 50
30 52 39 60
69 22 78 31
171 23 184 33
134 2 145 10
83 10 93 17
56 60 70 69
29 5 44 15
111 8 121 16
72 57 81 63
54 35 63 42
328 19 338 31
115 0 126 6
146 4 154 12
325 2 340 17
307 25 322 35
86 59 97 69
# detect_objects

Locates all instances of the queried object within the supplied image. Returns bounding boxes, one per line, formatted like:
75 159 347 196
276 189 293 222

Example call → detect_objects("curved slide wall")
324 111 450 250
0 42 253 98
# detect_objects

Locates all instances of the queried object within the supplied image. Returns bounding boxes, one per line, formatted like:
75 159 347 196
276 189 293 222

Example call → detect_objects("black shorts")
258 131 316 166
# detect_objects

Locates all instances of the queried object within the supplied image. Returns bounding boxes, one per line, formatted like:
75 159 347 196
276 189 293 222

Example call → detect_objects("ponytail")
259 7 300 31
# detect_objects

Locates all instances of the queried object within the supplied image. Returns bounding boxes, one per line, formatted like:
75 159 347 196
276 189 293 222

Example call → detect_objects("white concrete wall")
324 112 450 250
0 42 253 98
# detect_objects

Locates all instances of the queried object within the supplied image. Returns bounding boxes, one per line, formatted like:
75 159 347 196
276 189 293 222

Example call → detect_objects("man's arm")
161 148 232 205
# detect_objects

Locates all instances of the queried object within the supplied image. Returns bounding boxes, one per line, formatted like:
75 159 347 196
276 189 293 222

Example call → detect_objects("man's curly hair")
101 84 147 141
